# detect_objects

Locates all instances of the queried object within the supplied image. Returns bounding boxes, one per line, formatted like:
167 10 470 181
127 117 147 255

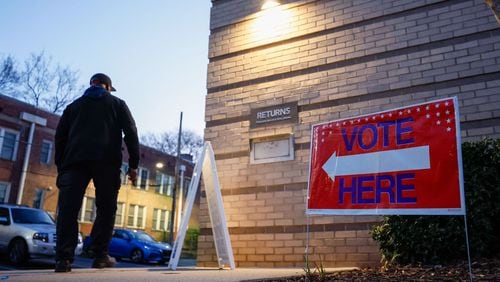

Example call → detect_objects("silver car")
0 204 83 264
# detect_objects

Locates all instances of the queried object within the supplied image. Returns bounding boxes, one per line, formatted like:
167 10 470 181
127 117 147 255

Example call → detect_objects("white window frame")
0 182 11 203
127 204 146 229
114 202 125 226
120 163 129 185
40 140 52 164
166 175 174 196
79 196 96 223
32 188 46 209
155 173 172 195
152 209 169 231
0 128 20 161
155 173 164 194
137 167 149 190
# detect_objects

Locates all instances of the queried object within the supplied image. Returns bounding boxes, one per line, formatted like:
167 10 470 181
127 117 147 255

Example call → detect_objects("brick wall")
201 0 500 268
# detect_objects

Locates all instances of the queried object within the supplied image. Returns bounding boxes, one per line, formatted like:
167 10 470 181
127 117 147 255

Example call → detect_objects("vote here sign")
307 97 465 215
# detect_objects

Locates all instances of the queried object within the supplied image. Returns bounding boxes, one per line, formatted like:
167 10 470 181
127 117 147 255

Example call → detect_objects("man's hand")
127 168 138 186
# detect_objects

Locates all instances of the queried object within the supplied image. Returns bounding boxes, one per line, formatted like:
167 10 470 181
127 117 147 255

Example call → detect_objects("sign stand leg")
463 214 473 282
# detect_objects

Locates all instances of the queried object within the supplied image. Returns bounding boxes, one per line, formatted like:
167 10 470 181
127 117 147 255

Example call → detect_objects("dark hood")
83 85 110 99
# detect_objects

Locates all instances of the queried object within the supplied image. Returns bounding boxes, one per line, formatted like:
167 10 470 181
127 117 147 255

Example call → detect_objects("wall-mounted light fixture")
262 0 280 10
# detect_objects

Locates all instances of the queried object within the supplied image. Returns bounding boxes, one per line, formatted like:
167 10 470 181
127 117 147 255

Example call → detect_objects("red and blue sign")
307 97 465 215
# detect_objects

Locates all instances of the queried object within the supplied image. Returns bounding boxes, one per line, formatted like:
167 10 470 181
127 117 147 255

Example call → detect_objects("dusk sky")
0 0 211 136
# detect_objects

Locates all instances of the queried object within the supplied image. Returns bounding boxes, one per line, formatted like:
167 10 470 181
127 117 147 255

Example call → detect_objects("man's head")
90 73 116 92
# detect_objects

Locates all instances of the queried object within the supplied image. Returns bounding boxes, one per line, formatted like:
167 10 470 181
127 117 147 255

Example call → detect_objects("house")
0 94 197 242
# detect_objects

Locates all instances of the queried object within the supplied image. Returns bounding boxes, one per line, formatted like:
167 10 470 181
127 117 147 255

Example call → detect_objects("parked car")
0 204 83 264
83 228 172 264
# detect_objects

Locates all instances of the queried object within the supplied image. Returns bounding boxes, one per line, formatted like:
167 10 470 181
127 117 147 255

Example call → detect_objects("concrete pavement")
0 266 357 282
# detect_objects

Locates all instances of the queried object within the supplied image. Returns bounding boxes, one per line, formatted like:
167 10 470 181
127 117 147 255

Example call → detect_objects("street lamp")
168 112 183 244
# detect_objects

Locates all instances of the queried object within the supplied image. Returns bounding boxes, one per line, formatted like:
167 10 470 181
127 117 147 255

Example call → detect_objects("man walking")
54 73 140 272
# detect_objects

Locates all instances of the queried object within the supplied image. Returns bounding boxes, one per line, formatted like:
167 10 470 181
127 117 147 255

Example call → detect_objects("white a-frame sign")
168 142 235 270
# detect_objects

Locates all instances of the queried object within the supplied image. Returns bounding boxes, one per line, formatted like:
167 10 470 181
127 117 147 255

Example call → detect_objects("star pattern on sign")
426 99 456 135
316 99 456 143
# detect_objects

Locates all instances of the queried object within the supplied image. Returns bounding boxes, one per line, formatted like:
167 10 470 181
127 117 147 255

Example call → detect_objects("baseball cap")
90 73 116 91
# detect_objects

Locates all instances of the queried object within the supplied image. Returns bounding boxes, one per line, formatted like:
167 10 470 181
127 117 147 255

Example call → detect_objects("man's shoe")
54 260 71 272
92 255 116 269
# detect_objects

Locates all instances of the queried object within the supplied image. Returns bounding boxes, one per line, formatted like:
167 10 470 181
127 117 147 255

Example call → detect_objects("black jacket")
55 86 140 170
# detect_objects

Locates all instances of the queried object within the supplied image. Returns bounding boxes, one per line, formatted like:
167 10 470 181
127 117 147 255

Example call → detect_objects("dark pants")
55 161 121 262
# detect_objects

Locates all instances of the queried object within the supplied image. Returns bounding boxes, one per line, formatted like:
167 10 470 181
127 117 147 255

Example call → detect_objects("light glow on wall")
251 4 294 43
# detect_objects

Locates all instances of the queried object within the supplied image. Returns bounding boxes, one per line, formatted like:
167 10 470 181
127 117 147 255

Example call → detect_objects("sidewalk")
0 266 357 282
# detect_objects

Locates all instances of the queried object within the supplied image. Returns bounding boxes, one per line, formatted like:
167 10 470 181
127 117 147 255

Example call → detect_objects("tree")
19 52 82 114
0 55 20 94
0 52 83 114
140 130 204 161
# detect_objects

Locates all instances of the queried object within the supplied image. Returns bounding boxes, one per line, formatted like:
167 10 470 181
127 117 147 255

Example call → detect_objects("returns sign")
306 97 465 215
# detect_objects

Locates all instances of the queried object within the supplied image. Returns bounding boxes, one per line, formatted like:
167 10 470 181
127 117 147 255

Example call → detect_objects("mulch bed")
255 260 500 281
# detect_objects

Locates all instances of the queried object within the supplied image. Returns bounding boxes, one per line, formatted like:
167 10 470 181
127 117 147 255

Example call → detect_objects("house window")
152 209 169 231
0 182 11 203
137 167 149 190
120 163 129 185
127 204 145 228
80 197 96 222
0 128 19 161
114 202 125 226
32 188 45 209
166 175 175 196
40 140 52 164
155 173 171 195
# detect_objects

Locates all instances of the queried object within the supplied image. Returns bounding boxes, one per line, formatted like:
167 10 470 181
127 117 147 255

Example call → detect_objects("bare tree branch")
141 130 203 161
21 51 53 107
0 55 20 94
7 51 84 114
42 65 81 113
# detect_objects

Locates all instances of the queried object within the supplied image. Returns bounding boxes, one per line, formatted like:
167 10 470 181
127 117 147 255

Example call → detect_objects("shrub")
371 138 500 264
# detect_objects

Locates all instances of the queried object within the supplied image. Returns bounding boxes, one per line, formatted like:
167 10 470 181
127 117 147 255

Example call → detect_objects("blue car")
84 228 172 264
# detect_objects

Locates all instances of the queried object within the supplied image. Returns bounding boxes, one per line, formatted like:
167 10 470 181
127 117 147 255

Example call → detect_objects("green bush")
371 138 500 264
182 228 200 258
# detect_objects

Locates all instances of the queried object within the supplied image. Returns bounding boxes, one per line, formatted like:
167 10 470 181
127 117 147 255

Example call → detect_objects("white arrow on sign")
322 145 430 182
